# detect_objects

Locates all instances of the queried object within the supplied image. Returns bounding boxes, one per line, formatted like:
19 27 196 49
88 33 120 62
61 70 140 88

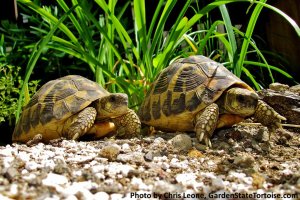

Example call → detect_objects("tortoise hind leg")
194 103 219 147
63 107 97 140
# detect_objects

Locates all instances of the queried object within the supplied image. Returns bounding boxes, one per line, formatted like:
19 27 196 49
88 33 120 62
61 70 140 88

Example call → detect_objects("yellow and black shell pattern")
138 55 253 132
13 75 109 142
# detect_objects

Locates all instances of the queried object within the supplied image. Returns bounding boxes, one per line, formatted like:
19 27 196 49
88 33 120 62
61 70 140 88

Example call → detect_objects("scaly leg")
253 100 286 132
112 109 141 139
63 107 97 140
194 103 219 147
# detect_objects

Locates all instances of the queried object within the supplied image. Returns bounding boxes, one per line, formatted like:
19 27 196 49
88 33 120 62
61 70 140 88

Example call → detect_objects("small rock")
170 158 188 169
269 82 289 92
153 180 181 194
297 177 300 187
188 148 204 158
260 142 271 152
110 194 124 200
216 142 231 150
99 144 121 161
175 173 197 185
233 153 255 168
251 172 265 188
25 161 39 171
144 150 162 161
4 167 19 182
53 158 69 174
130 177 149 190
121 143 131 153
152 137 165 145
168 134 192 152
116 152 145 164
76 188 94 200
93 192 109 200
289 84 300 95
42 173 68 187
64 195 77 200
211 176 225 189
254 127 270 142
278 129 293 140
194 143 209 151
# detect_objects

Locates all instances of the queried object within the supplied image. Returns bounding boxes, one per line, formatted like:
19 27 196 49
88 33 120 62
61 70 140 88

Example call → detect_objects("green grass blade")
243 61 294 79
18 0 79 45
237 0 266 78
219 4 237 64
15 5 78 122
241 67 260 90
134 0 147 55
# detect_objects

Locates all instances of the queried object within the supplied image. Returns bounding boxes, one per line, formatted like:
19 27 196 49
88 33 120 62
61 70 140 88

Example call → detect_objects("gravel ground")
0 124 300 200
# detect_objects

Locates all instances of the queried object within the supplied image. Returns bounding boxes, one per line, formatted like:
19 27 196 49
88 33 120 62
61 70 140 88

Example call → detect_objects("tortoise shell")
13 75 109 142
138 55 254 132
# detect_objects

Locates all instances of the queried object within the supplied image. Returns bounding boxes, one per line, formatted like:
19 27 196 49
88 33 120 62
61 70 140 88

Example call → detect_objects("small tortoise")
13 75 141 143
138 55 286 147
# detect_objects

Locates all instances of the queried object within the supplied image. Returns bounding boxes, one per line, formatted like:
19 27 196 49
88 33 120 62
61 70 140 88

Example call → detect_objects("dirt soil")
0 123 299 200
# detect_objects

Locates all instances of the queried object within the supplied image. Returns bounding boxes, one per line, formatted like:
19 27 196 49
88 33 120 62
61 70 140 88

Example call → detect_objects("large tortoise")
13 75 141 143
138 55 286 147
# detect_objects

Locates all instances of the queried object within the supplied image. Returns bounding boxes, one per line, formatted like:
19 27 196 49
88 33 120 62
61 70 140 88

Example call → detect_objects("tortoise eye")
110 96 116 102
237 95 245 102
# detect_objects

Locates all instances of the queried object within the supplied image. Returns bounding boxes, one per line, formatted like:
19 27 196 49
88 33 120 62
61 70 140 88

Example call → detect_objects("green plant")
0 64 39 125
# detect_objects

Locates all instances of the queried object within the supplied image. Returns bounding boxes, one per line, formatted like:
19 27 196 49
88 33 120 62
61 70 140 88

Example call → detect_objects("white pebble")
3 157 14 168
121 143 131 152
9 183 18 196
212 177 225 189
206 160 215 167
64 195 78 200
281 168 293 175
44 196 60 200
0 193 13 200
105 162 134 177
176 173 197 185
0 146 14 156
93 192 109 200
42 159 56 170
200 172 216 179
17 151 30 162
170 158 188 169
76 188 94 200
131 177 149 190
91 164 105 174
25 161 39 171
42 173 68 187
153 137 165 144
94 173 105 180
110 193 124 200
23 173 36 181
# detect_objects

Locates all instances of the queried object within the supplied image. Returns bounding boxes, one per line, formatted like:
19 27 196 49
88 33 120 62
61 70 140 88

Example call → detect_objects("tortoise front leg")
111 109 141 138
63 107 97 140
194 103 219 147
253 100 286 132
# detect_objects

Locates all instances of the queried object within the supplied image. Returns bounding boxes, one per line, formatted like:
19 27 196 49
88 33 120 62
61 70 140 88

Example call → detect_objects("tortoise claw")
204 138 212 148
194 103 219 148
72 132 80 140
254 100 286 130
199 132 204 142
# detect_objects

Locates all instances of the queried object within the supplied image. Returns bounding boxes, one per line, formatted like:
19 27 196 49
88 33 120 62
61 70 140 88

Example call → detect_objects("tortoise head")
222 87 259 117
95 93 128 119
